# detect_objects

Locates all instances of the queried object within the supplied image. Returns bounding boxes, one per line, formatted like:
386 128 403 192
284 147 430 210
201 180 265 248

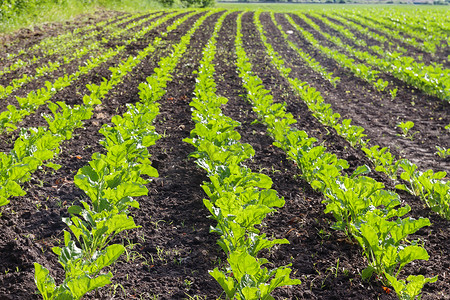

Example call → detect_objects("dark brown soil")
0 9 449 300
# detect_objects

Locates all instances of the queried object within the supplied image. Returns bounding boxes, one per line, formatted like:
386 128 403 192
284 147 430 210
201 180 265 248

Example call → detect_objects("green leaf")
264 267 301 297
88 244 125 273
209 268 236 299
235 204 273 229
228 250 260 280
105 144 127 168
45 162 62 171
361 266 375 280
258 189 284 208
390 217 430 243
140 164 159 177
67 273 112 300
241 286 259 299
0 196 9 207
404 275 437 298
398 246 429 273
34 263 56 300
103 182 148 206
351 165 371 178
4 180 26 197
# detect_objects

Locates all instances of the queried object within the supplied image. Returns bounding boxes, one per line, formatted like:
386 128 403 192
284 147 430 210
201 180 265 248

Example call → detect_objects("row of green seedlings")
33 53 162 300
0 10 194 209
293 12 392 92
0 11 170 116
263 12 368 148
305 12 450 102
33 9 217 299
339 11 429 54
0 46 120 132
0 11 166 100
0 12 138 78
236 12 436 300
344 10 432 54
355 9 448 54
309 12 406 60
268 12 339 87
0 39 109 101
274 12 450 220
385 9 450 41
259 12 450 222
0 12 124 63
324 12 407 59
0 11 185 133
283 14 391 93
387 10 450 46
184 11 300 299
330 10 447 67
310 13 450 151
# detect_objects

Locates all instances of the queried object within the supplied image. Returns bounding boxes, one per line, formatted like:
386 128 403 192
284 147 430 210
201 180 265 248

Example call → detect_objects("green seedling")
389 88 398 100
435 146 450 159
397 121 417 140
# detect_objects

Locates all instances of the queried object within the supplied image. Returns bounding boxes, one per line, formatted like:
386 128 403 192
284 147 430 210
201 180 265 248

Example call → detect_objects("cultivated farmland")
0 7 449 299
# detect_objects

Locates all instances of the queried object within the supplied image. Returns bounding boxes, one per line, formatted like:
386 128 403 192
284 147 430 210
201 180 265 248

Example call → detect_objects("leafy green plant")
362 145 404 182
374 78 389 92
235 12 434 299
390 88 398 100
183 12 301 298
397 121 417 140
385 273 437 300
210 248 299 300
435 146 450 159
353 209 431 281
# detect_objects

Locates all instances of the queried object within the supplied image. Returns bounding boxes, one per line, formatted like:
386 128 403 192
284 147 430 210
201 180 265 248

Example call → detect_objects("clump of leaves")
397 121 418 140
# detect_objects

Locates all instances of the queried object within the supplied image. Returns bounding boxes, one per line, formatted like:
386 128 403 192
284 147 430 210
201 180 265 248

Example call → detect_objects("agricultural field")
0 6 449 299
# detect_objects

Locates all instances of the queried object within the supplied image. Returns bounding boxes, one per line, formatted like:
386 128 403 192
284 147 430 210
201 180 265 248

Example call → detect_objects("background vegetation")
0 0 212 33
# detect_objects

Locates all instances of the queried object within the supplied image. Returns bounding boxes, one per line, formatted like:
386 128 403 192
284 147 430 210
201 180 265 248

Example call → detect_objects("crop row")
299 12 450 102
33 9 219 299
0 11 165 98
237 11 437 299
351 9 449 53
185 10 301 299
0 11 135 66
0 11 186 133
0 12 126 74
0 10 200 208
257 12 450 221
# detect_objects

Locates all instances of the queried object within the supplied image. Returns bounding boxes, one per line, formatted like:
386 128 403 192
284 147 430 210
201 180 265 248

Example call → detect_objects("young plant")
435 146 450 159
390 88 398 100
445 123 450 132
397 121 417 140
385 273 437 300
362 145 403 182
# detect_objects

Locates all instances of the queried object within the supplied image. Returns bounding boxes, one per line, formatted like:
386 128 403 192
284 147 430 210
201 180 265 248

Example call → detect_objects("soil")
0 9 449 300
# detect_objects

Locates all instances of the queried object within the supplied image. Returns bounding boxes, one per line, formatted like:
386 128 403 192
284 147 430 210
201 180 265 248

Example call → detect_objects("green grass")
0 0 163 34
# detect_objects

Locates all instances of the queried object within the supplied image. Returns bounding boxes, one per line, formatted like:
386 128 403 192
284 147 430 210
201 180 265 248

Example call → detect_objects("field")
0 6 449 300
